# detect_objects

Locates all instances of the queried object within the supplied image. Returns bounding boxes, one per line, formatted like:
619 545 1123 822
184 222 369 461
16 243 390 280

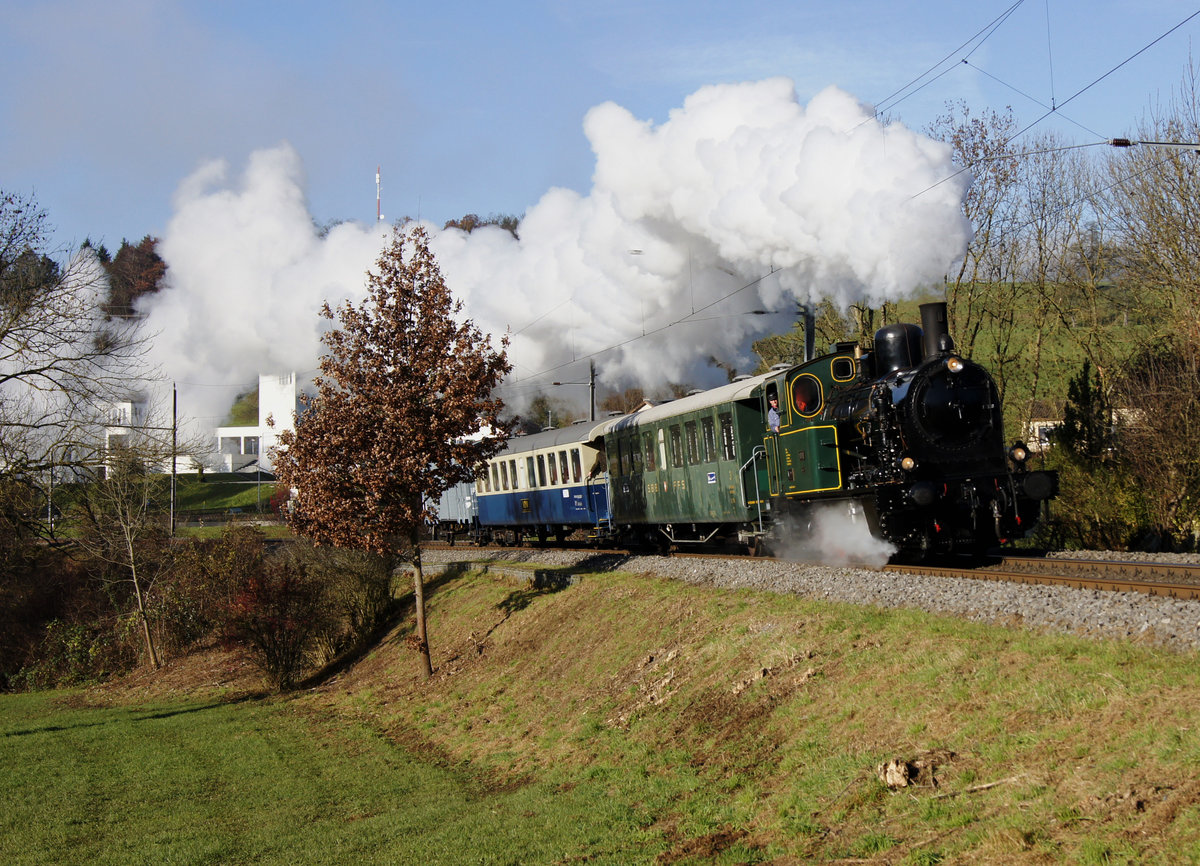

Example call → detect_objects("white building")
101 394 203 474
214 372 301 472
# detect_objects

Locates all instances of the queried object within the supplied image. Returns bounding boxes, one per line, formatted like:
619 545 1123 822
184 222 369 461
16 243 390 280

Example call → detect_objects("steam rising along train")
436 302 1057 558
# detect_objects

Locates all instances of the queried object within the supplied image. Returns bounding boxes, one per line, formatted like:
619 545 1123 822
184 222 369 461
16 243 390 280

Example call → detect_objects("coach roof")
494 418 609 456
596 369 774 435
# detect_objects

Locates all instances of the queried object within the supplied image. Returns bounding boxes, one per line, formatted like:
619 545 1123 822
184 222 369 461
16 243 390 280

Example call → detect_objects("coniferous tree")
1054 360 1112 467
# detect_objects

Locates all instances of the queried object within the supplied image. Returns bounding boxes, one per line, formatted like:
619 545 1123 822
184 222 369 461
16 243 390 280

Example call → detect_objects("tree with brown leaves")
271 226 511 677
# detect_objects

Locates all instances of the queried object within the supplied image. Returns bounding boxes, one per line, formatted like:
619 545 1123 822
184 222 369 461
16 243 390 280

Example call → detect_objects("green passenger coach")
597 344 858 549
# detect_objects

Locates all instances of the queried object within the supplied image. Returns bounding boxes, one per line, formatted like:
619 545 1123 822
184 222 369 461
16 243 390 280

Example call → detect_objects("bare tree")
1001 133 1102 434
1112 339 1200 547
71 439 174 670
1101 60 1200 344
1 190 153 525
927 103 1022 359
272 226 511 677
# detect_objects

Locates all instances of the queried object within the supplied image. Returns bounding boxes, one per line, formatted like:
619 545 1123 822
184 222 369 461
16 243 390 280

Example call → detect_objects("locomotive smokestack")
919 302 954 357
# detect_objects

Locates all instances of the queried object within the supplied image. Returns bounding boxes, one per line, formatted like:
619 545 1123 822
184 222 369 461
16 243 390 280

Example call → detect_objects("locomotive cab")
757 350 858 504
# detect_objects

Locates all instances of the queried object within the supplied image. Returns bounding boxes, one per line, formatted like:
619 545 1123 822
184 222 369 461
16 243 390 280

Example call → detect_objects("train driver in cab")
767 395 780 434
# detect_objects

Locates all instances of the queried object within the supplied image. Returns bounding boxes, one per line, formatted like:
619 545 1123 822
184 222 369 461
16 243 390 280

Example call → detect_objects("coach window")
719 412 736 461
547 452 558 485
792 375 821 416
500 461 509 491
525 457 536 488
685 421 699 464
571 448 582 483
669 425 684 468
612 439 625 476
560 450 570 484
536 454 547 486
642 431 656 471
509 459 519 490
701 416 717 462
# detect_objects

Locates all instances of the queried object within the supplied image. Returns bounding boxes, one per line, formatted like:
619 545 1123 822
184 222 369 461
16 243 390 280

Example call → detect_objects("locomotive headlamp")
1009 443 1029 465
945 356 965 373
900 456 918 471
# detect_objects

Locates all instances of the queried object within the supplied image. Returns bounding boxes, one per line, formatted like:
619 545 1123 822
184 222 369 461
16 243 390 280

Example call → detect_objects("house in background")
214 372 300 472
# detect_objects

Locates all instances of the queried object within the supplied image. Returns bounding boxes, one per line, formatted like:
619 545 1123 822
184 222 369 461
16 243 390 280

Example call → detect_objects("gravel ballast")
421 547 1200 653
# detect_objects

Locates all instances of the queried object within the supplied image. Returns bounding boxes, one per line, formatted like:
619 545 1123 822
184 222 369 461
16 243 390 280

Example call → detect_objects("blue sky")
3 0 1199 252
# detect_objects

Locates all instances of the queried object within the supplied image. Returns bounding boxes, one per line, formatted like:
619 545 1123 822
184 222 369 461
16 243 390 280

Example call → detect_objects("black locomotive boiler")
809 301 1058 555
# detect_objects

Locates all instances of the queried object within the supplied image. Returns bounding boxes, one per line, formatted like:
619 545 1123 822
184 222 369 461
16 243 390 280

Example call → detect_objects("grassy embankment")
4 560 1199 864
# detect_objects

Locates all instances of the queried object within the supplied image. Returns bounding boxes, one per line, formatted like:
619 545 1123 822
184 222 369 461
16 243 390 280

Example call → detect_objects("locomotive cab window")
792 375 821 416
831 357 856 381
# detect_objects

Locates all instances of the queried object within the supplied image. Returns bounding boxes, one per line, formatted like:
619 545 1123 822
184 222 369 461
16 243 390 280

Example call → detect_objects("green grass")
0 692 684 865
175 523 293 540
173 476 275 512
9 565 1200 863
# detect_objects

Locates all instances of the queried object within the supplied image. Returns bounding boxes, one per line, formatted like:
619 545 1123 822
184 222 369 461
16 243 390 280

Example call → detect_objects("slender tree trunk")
410 526 433 678
126 533 161 670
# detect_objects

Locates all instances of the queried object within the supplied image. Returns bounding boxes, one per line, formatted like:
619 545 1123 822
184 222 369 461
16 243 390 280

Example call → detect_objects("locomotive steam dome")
874 323 924 375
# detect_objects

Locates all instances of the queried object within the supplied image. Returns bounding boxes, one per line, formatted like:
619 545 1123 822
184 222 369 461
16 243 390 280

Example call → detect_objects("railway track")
887 555 1200 600
427 541 1200 601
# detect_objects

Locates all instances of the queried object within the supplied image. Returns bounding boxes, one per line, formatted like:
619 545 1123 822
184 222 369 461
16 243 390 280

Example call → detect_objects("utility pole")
552 361 598 422
170 383 177 536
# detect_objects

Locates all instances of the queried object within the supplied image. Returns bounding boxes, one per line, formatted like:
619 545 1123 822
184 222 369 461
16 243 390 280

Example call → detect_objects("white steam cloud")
139 78 971 427
772 502 897 570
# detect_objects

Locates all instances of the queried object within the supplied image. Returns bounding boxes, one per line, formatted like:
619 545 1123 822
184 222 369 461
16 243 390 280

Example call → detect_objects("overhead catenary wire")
872 0 1028 119
1005 8 1200 144
902 7 1200 204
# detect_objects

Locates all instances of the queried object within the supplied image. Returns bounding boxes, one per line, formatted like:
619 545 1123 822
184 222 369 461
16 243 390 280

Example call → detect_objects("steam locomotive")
458 302 1056 559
